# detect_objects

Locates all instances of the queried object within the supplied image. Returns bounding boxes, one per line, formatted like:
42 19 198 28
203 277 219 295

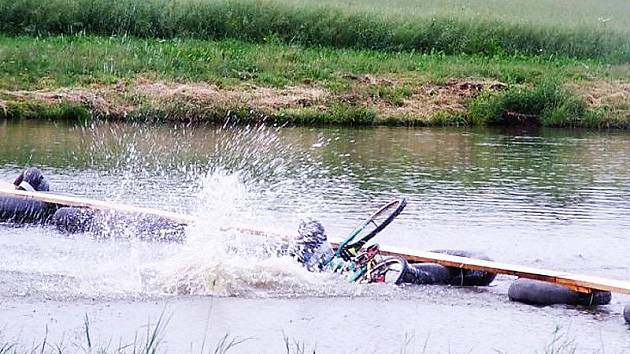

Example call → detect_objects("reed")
0 0 628 61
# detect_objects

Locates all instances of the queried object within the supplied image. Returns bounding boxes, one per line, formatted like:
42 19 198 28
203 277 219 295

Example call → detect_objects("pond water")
0 120 629 353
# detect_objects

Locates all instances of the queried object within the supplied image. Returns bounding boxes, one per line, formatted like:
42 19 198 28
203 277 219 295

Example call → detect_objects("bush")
467 80 588 127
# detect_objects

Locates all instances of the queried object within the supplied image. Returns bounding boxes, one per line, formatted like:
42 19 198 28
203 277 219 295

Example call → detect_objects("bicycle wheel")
368 256 409 285
338 198 407 259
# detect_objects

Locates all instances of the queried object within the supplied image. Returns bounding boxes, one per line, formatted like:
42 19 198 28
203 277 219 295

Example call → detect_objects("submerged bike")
325 198 409 284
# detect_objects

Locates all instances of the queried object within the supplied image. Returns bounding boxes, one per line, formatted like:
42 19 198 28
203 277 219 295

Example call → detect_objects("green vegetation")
275 0 630 32
2 101 91 122
0 0 629 128
0 313 249 354
469 81 594 127
0 0 630 62
1 35 629 127
1 35 617 92
0 317 593 354
1 0 629 61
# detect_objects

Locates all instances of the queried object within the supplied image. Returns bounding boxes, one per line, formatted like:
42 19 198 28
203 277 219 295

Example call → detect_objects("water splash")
134 123 381 297
1 121 394 299
72 121 363 297
153 168 356 297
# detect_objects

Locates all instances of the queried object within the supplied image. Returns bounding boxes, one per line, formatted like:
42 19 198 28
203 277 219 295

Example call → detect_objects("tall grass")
468 80 586 125
466 80 628 129
0 320 600 354
1 34 628 128
273 0 630 32
0 312 251 354
0 0 629 61
0 35 618 92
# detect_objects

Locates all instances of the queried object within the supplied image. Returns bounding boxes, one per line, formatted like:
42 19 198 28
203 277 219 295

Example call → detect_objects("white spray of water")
1 122 401 299
0 121 399 299
153 167 359 297
131 123 388 297
71 121 374 297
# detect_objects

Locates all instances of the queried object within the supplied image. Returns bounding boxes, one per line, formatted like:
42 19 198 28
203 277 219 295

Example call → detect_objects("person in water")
13 167 50 192
290 218 396 283
290 219 335 271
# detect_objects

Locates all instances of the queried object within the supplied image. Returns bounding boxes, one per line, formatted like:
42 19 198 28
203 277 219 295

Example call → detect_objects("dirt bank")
1 77 628 127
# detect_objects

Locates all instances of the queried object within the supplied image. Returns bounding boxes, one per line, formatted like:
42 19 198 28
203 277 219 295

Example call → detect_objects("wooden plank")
319 235 630 294
2 186 630 294
0 186 196 224
376 245 630 295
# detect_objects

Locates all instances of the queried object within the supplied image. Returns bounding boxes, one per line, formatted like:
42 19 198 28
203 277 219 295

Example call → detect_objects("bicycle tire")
346 198 407 251
368 256 409 285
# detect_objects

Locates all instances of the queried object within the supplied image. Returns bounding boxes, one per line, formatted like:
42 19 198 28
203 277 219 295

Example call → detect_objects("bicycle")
325 198 409 284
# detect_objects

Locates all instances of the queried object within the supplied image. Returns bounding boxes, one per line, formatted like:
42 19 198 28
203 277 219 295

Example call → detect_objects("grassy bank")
1 35 629 128
3 35 621 91
1 0 629 61
1 0 630 128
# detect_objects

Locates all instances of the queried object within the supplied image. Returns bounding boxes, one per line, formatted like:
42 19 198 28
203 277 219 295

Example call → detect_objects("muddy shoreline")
2 77 630 128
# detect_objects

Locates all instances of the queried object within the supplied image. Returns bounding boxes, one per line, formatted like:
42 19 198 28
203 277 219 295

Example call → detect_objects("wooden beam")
0 186 196 223
2 185 630 294
376 245 630 294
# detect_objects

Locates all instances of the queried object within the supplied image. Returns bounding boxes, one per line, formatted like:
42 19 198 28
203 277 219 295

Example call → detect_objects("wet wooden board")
243 229 630 295
376 245 630 295
0 186 196 223
2 186 630 294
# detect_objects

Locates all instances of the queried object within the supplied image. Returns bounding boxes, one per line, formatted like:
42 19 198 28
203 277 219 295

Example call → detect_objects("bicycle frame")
324 198 407 283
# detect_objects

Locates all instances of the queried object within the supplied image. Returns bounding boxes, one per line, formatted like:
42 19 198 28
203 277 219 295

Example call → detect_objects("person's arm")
13 171 24 189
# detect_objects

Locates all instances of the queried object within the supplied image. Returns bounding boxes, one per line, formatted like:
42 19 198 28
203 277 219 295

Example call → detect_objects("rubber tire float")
402 250 497 286
53 206 186 242
508 278 612 306
0 168 56 224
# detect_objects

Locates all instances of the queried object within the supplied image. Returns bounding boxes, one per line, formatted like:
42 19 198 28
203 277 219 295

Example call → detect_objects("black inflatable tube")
430 250 498 286
0 196 57 224
0 167 56 224
52 206 95 233
508 279 612 306
624 304 630 324
371 256 409 285
13 167 50 192
402 250 497 286
53 207 186 242
403 262 452 285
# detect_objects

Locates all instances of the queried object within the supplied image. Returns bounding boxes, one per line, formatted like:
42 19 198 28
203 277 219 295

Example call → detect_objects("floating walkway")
2 185 630 295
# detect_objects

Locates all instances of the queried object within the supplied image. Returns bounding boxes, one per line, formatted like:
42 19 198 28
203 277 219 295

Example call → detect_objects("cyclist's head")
295 219 332 270
297 219 326 243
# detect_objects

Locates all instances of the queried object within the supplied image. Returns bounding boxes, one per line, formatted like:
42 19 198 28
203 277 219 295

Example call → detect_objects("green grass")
1 101 91 122
276 103 377 126
1 35 629 128
467 80 585 125
0 35 624 92
1 0 629 61
2 0 630 127
0 313 249 354
467 80 630 129
275 0 630 32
